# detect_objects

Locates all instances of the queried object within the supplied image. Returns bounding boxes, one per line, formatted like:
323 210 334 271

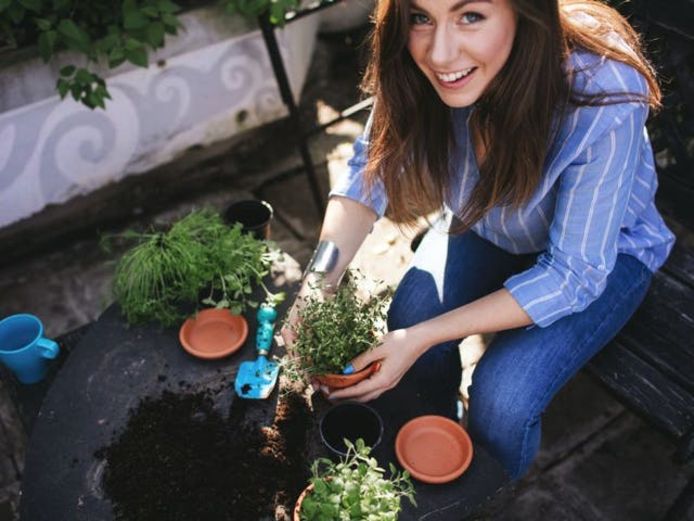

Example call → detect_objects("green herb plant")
284 272 389 381
108 208 283 326
0 0 327 109
298 438 416 521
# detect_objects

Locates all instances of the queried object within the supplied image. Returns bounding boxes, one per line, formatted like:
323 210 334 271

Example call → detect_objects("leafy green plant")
1 0 183 109
0 0 329 109
298 439 416 521
108 208 283 326
285 273 389 379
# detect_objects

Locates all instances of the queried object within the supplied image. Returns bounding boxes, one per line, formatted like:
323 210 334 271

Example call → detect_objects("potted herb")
294 438 416 521
285 273 388 389
108 208 283 326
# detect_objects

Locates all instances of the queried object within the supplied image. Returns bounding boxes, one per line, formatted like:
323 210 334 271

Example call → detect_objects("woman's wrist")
301 272 338 296
405 322 437 358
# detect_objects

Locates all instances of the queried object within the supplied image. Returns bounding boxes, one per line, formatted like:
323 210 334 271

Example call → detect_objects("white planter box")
0 6 319 228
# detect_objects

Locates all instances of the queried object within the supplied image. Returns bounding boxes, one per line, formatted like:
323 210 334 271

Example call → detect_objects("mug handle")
37 338 60 359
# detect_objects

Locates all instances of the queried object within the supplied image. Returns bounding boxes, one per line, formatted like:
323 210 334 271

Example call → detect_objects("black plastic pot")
223 200 273 240
319 401 383 457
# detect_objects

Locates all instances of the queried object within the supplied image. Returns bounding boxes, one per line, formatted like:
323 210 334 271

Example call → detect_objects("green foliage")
286 273 389 378
221 0 300 26
0 0 183 109
108 208 283 326
299 439 416 521
0 0 314 109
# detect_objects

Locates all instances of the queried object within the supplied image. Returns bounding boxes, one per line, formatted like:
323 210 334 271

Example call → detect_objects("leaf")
0 0 11 11
70 83 82 101
56 78 70 98
141 6 158 17
36 30 56 61
126 46 148 67
59 64 76 77
161 12 179 29
35 18 52 31
146 21 164 47
157 0 180 13
75 67 93 84
57 19 91 50
108 47 126 68
124 37 141 50
123 10 149 30
99 33 121 51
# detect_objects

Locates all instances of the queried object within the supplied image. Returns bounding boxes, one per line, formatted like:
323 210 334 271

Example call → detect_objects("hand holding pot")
328 328 429 403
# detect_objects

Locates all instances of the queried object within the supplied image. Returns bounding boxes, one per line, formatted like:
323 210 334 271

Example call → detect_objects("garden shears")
234 303 280 399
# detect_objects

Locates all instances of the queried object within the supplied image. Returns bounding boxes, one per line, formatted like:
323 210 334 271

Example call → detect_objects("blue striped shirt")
331 49 675 328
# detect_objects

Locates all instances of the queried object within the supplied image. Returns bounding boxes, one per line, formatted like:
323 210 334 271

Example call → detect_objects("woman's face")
406 0 518 108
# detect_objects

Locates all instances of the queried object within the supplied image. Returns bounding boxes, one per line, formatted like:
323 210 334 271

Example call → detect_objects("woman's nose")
429 25 457 67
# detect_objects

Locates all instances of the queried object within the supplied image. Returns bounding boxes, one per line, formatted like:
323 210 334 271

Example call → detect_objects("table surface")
20 257 508 520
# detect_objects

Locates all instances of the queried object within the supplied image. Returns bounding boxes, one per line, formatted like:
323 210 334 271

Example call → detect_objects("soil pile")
97 389 312 520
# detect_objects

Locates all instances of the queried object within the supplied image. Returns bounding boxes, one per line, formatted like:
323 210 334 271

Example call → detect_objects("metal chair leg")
258 13 325 217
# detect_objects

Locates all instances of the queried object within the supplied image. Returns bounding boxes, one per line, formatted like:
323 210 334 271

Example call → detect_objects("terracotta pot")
313 361 381 390
395 415 474 484
178 308 248 359
293 483 313 521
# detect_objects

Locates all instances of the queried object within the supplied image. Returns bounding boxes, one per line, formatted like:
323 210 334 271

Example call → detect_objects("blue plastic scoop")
234 303 280 399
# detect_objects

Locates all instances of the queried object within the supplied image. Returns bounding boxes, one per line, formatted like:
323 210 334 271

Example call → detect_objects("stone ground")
1 24 693 521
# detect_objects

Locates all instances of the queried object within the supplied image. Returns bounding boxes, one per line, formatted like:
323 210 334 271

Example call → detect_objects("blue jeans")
385 226 652 480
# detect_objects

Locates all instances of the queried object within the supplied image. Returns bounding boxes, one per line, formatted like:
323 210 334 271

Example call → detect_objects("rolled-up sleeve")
329 112 389 218
504 101 648 327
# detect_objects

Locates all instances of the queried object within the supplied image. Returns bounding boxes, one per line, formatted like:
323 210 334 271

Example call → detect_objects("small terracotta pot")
179 308 248 359
313 361 381 390
395 415 473 484
293 483 313 521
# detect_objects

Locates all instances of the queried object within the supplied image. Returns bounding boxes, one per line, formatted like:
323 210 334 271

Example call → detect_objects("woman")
283 0 675 480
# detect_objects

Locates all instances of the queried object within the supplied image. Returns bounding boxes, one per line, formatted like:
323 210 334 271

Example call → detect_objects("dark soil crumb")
98 391 311 520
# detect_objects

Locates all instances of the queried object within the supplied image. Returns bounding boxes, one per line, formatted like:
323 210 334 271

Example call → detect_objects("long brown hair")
361 0 661 230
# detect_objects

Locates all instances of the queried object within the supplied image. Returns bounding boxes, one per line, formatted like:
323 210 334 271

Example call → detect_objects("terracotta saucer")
314 361 382 390
395 415 473 484
179 308 249 359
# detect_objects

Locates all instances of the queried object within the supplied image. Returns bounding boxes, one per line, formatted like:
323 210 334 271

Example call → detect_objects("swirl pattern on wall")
0 17 318 228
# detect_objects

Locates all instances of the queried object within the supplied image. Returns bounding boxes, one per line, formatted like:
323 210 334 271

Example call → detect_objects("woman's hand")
328 328 430 403
279 296 303 351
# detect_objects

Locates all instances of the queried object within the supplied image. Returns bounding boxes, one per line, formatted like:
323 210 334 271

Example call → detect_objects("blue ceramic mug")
0 314 60 384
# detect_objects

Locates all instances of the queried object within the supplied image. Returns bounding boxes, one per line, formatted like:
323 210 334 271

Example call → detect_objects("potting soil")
97 389 311 520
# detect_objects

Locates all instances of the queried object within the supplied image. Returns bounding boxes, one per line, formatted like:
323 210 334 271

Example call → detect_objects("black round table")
20 258 508 520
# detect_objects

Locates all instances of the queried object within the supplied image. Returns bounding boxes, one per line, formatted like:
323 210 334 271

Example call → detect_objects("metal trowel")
234 303 280 399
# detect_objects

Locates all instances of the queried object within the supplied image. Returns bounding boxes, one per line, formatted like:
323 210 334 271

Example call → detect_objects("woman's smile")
434 67 478 87
407 0 517 107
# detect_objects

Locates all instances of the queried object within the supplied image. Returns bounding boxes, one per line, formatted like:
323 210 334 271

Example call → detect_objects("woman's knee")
387 269 442 331
467 361 542 479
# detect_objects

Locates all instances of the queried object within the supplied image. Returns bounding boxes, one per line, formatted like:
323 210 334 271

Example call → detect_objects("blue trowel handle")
256 304 278 354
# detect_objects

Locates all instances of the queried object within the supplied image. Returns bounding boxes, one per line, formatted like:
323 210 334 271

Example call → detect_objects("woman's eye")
410 12 430 25
461 12 484 24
